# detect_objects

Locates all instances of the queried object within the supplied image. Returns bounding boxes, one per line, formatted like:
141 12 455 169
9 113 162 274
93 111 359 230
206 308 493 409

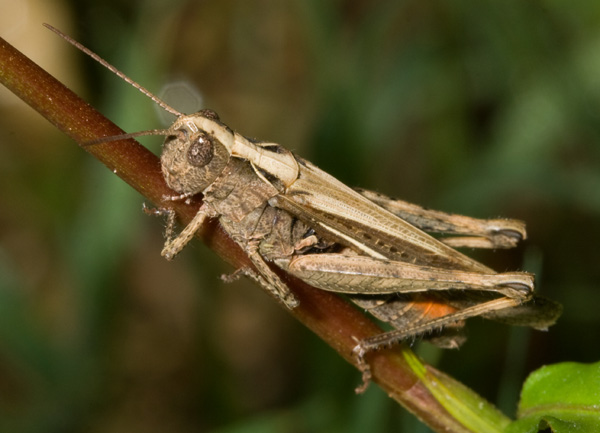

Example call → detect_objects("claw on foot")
352 337 372 394
282 293 300 309
221 268 300 309
221 268 249 283
142 202 170 216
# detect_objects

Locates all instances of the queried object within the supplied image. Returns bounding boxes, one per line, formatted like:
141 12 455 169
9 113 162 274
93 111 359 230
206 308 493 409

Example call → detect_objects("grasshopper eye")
161 115 231 195
187 133 214 167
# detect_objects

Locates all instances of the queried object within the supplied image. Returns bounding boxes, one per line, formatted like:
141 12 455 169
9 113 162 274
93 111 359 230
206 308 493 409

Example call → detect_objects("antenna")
85 128 180 146
44 23 183 118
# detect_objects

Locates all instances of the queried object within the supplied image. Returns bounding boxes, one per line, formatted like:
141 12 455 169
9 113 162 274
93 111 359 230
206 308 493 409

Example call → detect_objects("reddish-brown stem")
0 35 507 433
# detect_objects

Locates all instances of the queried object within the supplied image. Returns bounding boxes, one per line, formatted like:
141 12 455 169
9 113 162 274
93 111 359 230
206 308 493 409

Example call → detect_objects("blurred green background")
1 1 600 432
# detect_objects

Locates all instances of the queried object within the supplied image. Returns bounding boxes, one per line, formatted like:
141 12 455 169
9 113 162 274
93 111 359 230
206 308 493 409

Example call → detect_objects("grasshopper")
47 25 562 392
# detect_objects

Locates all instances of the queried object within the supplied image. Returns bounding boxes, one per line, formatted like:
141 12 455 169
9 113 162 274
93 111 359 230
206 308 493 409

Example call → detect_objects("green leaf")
505 361 600 433
403 350 511 433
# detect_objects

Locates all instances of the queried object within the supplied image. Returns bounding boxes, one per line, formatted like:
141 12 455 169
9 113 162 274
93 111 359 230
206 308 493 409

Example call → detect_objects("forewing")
276 158 491 273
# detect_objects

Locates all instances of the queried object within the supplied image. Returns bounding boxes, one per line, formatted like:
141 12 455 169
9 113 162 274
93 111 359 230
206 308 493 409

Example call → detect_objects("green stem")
0 34 511 433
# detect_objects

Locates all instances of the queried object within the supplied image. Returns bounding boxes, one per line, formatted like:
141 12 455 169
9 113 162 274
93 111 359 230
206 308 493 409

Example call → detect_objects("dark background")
1 1 599 432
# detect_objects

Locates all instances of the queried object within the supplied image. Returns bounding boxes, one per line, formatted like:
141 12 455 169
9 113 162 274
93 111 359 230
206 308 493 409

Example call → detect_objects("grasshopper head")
161 109 234 195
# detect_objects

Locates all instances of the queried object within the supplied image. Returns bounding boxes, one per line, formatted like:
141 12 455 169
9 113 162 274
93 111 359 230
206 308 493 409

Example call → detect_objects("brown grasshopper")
47 25 562 392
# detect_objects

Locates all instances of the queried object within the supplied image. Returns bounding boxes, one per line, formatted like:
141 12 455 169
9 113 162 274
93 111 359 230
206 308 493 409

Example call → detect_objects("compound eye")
187 132 214 167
